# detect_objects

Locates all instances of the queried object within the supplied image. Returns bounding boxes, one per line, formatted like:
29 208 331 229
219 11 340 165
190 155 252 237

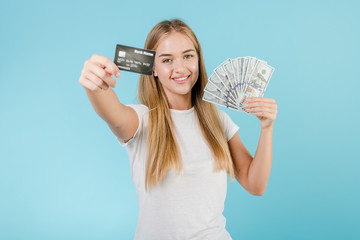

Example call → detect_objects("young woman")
79 19 277 240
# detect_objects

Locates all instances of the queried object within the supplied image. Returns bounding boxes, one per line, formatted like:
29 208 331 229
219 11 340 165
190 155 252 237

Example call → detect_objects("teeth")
173 76 188 81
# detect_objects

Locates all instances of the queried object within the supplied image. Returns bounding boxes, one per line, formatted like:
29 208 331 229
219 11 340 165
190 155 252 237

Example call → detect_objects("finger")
79 76 102 92
90 54 121 77
247 97 276 103
244 101 277 109
87 61 117 88
85 71 109 90
105 65 121 79
101 74 116 88
247 106 277 114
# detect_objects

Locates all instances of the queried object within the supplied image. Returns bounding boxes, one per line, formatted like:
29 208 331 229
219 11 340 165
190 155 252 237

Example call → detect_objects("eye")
162 58 172 63
184 54 194 59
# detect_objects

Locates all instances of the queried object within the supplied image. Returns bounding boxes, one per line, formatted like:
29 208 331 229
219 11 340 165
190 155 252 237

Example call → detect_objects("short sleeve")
217 109 239 141
116 104 149 146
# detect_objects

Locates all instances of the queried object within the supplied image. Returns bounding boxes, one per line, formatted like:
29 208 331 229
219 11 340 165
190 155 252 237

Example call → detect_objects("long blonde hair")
138 19 235 191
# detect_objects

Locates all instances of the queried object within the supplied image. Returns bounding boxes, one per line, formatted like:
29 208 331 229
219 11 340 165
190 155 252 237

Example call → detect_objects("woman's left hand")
244 97 278 129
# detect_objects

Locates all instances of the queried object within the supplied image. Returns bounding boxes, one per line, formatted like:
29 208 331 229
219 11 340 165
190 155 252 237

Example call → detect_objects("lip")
172 75 190 84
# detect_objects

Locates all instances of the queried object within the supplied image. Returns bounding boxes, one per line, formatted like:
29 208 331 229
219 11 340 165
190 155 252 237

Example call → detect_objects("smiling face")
153 31 199 109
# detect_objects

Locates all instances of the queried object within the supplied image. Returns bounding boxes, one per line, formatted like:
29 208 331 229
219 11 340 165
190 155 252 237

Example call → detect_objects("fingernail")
116 72 120 78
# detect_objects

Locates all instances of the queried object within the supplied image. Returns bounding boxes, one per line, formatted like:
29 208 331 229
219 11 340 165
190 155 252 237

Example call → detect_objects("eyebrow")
158 49 195 58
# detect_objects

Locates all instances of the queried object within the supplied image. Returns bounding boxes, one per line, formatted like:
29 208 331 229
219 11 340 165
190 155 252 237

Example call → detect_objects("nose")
173 58 186 73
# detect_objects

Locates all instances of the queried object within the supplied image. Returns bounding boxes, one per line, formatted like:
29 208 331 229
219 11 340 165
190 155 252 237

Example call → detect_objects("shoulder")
216 108 232 122
116 104 149 146
216 108 239 141
125 104 150 122
126 103 149 115
126 103 150 126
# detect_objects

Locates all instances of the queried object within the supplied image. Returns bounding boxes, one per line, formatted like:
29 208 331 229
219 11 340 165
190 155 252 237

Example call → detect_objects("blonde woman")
79 19 277 239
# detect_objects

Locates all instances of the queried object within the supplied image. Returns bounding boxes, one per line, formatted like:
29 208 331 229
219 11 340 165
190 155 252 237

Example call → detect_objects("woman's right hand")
79 54 121 92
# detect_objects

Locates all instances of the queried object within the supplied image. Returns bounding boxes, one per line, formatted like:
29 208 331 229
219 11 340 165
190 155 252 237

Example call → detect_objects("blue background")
1 0 359 239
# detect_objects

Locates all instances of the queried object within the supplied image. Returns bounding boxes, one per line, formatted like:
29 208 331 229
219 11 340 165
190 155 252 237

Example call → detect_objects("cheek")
155 64 171 78
188 61 199 75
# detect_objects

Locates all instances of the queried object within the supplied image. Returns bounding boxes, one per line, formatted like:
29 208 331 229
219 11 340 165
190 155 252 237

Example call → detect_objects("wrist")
261 124 274 132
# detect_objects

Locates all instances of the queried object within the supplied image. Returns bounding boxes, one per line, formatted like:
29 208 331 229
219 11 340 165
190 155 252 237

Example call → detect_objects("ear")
153 68 158 77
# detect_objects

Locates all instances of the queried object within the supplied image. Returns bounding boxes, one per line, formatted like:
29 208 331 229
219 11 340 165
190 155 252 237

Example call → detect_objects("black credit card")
114 44 156 76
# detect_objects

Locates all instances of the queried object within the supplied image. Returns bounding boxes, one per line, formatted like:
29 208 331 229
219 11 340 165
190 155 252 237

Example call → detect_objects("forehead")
156 32 195 54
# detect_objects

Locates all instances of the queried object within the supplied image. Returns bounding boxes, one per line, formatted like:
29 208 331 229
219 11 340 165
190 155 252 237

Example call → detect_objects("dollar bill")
231 58 239 86
221 58 239 98
204 80 236 105
236 57 246 94
207 72 236 103
204 91 238 109
203 56 274 113
240 60 274 104
203 91 245 112
241 57 249 93
213 64 237 100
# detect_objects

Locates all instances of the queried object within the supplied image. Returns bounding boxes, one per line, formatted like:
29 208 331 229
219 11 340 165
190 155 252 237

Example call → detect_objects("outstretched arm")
79 54 139 141
228 97 277 196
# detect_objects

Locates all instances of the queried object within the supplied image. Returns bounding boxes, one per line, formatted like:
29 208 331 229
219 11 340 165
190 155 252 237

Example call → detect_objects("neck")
167 93 192 110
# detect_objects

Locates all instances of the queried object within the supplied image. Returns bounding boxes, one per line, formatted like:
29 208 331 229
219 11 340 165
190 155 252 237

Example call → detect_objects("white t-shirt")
116 104 239 240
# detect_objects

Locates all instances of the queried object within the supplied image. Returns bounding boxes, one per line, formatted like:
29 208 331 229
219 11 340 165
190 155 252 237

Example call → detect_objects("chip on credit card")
114 44 156 76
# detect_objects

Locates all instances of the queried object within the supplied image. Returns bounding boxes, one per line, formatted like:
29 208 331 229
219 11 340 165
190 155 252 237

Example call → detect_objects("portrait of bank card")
114 44 156 76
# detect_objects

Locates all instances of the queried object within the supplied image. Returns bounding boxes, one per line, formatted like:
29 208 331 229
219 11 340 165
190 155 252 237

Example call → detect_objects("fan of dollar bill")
202 57 274 113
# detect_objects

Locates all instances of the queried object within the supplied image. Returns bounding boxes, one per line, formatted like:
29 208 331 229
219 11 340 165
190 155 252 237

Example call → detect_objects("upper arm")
107 105 139 142
228 132 254 194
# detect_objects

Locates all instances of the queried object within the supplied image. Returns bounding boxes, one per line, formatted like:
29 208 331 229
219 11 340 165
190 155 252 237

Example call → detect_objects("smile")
172 75 190 83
